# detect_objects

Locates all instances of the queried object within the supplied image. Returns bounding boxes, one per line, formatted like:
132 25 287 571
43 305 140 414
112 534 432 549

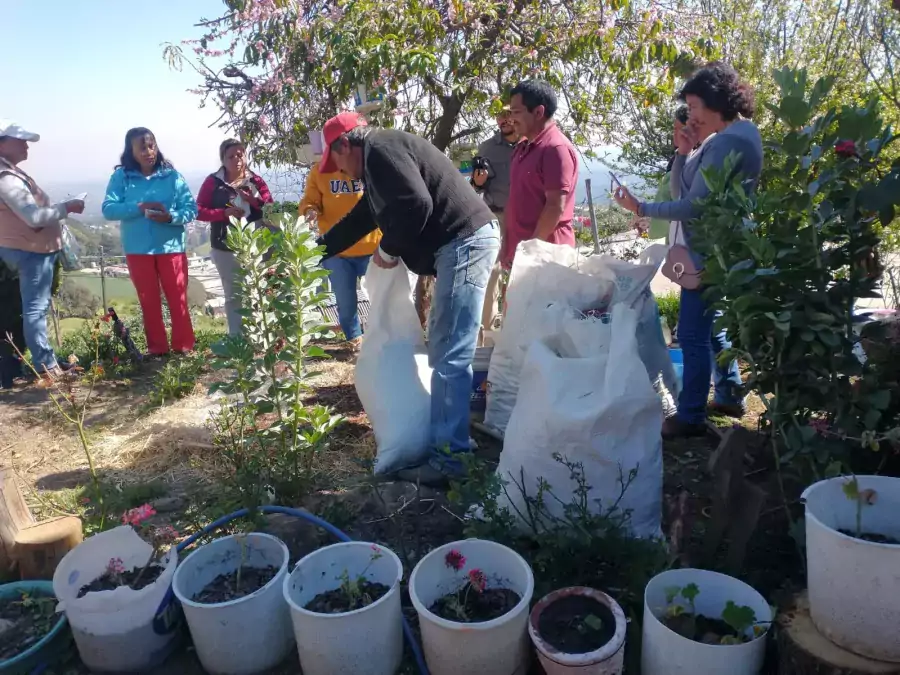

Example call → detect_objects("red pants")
126 253 195 355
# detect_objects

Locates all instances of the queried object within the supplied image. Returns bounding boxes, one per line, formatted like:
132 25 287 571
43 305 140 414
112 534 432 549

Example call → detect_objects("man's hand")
373 247 399 269
65 199 85 215
472 168 489 187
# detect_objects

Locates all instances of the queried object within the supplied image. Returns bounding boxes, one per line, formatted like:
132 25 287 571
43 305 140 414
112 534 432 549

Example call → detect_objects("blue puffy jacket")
101 166 197 255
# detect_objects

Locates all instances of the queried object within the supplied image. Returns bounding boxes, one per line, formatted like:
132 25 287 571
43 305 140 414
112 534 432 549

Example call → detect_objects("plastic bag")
355 259 432 474
496 303 664 538
483 240 675 435
58 220 83 271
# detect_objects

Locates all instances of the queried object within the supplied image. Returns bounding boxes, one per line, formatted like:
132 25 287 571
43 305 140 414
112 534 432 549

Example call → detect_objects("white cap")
0 120 39 142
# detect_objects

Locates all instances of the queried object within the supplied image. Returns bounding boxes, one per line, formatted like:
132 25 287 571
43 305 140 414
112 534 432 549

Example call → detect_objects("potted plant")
409 539 534 675
803 475 900 662
528 587 627 674
642 568 771 675
172 532 294 675
283 542 404 675
0 581 70 674
52 505 181 673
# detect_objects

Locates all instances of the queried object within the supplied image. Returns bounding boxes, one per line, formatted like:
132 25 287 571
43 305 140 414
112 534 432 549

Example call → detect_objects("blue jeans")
322 255 371 340
0 248 58 372
427 222 501 462
677 287 742 424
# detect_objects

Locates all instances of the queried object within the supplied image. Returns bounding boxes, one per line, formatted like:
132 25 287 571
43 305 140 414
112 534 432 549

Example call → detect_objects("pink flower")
445 549 466 571
122 503 157 527
467 568 487 592
835 140 858 158
809 418 831 435
106 557 125 575
148 525 179 548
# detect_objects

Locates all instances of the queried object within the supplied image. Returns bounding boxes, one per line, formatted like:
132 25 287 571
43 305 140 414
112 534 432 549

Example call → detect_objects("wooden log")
14 516 83 580
777 592 900 674
0 467 35 575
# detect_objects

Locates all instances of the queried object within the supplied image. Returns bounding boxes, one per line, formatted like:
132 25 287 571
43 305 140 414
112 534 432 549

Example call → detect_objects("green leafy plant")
145 352 206 408
336 546 384 609
209 213 343 509
691 68 900 507
656 292 680 335
663 584 764 645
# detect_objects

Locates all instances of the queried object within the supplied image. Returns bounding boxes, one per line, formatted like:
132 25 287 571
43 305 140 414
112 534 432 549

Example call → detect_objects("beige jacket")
0 159 62 253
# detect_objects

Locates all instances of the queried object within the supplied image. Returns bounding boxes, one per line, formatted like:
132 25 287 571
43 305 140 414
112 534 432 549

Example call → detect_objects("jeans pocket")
462 240 500 289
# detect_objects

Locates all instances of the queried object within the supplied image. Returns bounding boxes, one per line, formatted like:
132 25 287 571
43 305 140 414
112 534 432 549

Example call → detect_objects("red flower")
112 356 119 365
444 549 466 571
835 140 858 158
467 569 487 593
100 313 112 323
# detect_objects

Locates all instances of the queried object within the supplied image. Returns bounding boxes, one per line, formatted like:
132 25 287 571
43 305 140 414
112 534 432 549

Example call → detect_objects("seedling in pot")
537 594 617 655
305 545 390 613
840 476 897 543
194 535 280 604
428 549 521 623
661 584 767 645
78 504 179 597
0 591 58 662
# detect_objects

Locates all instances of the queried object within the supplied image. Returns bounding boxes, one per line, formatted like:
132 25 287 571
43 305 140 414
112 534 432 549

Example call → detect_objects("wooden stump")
777 592 900 674
0 468 35 575
15 515 83 580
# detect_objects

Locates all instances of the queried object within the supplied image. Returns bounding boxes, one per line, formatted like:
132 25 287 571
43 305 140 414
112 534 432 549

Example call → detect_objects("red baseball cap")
319 111 368 173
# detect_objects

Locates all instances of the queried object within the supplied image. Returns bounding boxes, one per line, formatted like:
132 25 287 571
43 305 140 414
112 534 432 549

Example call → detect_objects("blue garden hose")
175 506 430 675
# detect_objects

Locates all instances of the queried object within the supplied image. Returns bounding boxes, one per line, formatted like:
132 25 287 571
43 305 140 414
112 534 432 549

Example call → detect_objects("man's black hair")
116 127 172 172
510 80 558 119
329 125 371 154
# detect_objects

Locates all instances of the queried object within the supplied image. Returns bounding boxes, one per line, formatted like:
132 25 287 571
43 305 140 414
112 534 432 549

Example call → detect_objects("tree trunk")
777 592 900 674
430 92 465 152
0 468 35 575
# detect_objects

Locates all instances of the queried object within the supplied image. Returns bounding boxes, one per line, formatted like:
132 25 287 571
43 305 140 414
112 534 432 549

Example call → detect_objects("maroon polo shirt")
503 122 578 265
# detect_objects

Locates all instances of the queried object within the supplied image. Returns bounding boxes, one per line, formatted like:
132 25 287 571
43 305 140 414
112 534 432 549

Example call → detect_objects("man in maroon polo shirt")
504 80 578 267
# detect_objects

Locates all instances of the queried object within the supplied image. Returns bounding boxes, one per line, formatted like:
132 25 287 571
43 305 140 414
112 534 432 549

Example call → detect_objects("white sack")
355 260 432 474
496 303 664 538
484 240 676 434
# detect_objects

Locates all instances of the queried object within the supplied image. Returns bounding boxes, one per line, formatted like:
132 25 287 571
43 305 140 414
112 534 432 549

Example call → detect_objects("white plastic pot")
283 542 404 675
52 526 181 673
528 587 626 674
641 568 771 675
172 533 294 675
804 475 900 662
409 539 534 675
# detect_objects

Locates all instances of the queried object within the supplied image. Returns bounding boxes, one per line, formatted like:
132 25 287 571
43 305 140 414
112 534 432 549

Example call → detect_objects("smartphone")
145 209 164 217
609 171 623 191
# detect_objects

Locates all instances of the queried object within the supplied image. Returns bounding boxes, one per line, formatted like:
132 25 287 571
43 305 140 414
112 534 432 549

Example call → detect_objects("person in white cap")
0 120 84 379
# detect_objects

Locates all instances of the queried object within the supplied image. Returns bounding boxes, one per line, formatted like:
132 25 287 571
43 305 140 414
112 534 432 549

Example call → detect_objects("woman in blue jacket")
102 128 198 355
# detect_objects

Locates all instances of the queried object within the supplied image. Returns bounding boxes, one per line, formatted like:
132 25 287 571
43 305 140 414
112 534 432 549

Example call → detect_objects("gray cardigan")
640 120 763 223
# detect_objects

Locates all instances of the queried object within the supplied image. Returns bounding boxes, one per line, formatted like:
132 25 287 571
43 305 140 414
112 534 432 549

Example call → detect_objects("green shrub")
656 292 680 332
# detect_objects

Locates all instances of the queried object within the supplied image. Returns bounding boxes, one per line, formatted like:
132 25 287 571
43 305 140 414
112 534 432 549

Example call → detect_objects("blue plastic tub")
0 580 71 675
669 348 684 391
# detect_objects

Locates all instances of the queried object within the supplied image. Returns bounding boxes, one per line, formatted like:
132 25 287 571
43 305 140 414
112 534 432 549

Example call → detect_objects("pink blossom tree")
166 0 708 164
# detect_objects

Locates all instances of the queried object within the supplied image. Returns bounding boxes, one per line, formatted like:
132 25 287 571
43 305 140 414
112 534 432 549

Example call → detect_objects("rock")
151 497 187 513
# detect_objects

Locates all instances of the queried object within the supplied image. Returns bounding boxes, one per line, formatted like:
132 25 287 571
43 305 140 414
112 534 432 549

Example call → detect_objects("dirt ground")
0 341 805 674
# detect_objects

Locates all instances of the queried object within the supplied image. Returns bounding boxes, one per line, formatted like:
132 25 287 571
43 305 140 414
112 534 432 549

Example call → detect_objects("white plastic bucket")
528 587 626 674
172 533 294 674
641 568 771 675
409 539 535 675
283 542 404 675
52 526 181 673
804 475 900 662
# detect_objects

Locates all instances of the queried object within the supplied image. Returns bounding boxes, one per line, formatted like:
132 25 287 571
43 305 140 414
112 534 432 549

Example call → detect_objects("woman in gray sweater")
614 62 762 439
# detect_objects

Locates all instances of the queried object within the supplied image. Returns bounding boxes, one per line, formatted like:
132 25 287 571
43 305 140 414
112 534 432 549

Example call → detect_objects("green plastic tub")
0 580 70 675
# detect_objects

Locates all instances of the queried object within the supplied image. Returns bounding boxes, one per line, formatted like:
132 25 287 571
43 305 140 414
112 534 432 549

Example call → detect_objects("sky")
4 0 225 187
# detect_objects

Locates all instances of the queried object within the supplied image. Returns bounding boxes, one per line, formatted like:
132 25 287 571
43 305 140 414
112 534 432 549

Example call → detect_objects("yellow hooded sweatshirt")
299 165 381 257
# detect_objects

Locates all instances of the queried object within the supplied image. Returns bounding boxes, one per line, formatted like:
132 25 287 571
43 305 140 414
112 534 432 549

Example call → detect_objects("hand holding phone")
609 171 623 192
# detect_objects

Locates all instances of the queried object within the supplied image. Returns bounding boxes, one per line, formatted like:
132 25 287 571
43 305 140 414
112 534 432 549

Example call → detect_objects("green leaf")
681 583 700 603
869 390 891 411
583 614 606 632
842 476 860 501
721 601 757 634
